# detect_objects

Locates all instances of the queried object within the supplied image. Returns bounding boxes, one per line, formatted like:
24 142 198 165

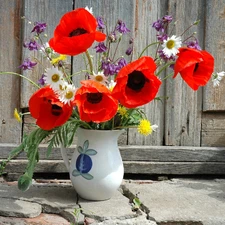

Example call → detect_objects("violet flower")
152 19 164 32
158 50 175 62
23 40 39 51
94 42 107 53
162 15 173 23
101 60 116 76
116 20 130 34
117 58 127 68
38 74 46 86
31 22 47 34
186 39 201 50
97 16 105 29
125 47 133 56
19 58 37 70
156 33 168 42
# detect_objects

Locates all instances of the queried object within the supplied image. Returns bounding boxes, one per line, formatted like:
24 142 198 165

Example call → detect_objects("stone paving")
0 177 225 224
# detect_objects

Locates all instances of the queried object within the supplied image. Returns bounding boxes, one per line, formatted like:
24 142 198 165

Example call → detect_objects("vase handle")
60 145 70 171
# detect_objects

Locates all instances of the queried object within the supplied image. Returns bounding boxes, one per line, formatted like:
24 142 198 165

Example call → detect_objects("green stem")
138 42 159 58
0 72 40 89
70 70 89 77
85 51 94 74
156 61 175 76
161 72 174 81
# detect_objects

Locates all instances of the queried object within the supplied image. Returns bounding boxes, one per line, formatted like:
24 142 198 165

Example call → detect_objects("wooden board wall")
0 0 22 144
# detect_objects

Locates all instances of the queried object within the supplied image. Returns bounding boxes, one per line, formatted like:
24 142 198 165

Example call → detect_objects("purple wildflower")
125 46 133 56
118 58 127 68
101 60 116 76
96 16 105 29
162 15 173 23
19 58 37 70
156 33 168 42
158 50 175 62
152 19 164 32
186 39 201 50
23 40 39 51
31 22 47 34
38 74 46 86
116 20 130 34
94 42 107 53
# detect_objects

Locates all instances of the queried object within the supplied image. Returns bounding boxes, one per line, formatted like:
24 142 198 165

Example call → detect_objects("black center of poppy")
51 104 63 116
127 70 147 91
69 28 87 37
87 93 103 104
194 63 199 72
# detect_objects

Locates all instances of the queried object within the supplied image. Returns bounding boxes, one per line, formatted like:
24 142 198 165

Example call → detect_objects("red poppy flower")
49 8 106 56
112 56 161 108
75 80 118 123
29 86 73 130
173 47 214 90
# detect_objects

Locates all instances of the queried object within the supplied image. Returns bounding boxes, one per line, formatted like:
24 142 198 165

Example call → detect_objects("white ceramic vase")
61 128 124 201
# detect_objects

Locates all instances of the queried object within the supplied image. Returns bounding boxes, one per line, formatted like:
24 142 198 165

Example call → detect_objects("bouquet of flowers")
0 7 223 191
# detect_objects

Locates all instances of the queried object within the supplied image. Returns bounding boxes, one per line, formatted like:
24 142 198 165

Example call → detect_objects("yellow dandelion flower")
14 108 21 122
51 55 67 65
138 119 152 136
118 106 128 118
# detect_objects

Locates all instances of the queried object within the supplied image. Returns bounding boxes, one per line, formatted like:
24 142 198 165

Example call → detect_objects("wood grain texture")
4 160 225 175
0 0 22 144
128 0 168 145
165 0 205 146
1 143 225 162
20 0 73 107
203 0 225 111
201 113 225 147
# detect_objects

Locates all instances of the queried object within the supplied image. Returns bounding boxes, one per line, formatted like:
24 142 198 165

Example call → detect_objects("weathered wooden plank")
4 160 225 175
20 0 73 107
165 0 205 146
128 0 167 145
1 144 225 162
0 0 22 144
201 113 225 147
203 0 225 111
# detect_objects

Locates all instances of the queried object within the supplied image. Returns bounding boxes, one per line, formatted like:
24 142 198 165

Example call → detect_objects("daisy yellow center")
95 75 104 82
65 91 73 99
166 40 175 49
52 74 60 82
138 119 152 136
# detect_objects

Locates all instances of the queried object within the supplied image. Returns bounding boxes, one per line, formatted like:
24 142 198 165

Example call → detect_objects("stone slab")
79 188 138 221
124 179 225 225
0 198 42 218
0 213 70 225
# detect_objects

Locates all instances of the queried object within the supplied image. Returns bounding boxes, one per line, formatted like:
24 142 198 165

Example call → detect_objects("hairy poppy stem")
0 72 40 89
85 50 93 74
138 42 159 59
156 61 175 76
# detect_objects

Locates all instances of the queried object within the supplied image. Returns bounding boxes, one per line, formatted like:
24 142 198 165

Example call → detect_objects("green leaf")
85 149 97 155
83 140 89 151
133 197 141 208
18 173 32 191
77 146 84 154
81 173 93 180
72 169 81 177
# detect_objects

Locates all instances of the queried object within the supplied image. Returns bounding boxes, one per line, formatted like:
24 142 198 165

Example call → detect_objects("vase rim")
77 127 125 133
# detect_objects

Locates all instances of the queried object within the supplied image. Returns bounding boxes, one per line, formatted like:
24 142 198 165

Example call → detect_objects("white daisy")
212 71 225 87
58 84 76 105
44 67 64 90
85 6 93 14
151 124 158 132
108 80 117 91
90 71 108 84
162 35 182 58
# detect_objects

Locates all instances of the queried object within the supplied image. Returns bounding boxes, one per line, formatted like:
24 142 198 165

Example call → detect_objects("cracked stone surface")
124 179 225 225
0 198 42 218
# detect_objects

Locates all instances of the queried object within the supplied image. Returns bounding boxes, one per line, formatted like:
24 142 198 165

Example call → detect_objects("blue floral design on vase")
72 140 97 180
